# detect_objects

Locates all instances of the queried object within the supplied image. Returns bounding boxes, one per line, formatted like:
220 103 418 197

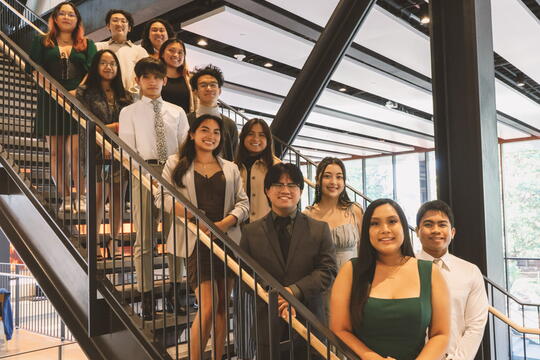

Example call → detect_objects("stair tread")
167 333 235 360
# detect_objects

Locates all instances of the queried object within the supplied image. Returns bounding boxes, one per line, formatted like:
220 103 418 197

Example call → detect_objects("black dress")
187 170 234 289
161 76 190 114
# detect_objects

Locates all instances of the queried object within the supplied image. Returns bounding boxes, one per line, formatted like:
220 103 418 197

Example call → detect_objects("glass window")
365 156 393 200
428 151 437 200
344 159 364 205
502 140 540 258
395 153 421 226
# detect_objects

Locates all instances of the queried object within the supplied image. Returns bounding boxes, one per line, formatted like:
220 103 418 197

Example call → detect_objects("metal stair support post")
270 0 376 157
429 0 506 358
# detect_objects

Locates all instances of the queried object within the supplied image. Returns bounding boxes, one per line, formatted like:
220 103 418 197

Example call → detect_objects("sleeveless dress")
304 204 360 269
353 259 433 360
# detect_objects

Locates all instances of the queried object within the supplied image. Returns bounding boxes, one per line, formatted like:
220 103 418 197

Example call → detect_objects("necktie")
433 258 443 269
275 216 291 261
151 99 168 163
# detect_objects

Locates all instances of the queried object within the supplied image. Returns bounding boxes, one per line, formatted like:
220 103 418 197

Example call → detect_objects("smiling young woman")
159 38 194 113
329 199 450 360
303 157 363 269
155 114 249 360
29 1 97 212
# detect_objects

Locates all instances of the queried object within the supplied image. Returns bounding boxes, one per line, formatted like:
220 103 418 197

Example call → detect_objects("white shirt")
417 250 489 360
96 40 148 93
119 96 188 161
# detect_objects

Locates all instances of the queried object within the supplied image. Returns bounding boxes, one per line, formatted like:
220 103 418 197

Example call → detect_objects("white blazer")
155 154 249 257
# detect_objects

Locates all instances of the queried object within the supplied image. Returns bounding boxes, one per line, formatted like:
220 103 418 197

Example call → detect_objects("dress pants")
131 163 182 293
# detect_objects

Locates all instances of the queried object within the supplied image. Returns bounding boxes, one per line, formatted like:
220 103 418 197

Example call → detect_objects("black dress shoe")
142 291 154 321
165 286 187 315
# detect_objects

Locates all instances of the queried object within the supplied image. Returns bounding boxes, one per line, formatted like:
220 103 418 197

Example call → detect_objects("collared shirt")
119 96 189 161
417 250 489 360
96 40 148 93
271 210 298 237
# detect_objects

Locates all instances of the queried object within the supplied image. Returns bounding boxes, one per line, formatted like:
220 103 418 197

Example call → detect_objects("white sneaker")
59 197 72 212
77 194 87 213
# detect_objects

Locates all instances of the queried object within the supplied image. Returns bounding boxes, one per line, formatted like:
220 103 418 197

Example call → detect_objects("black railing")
0 263 74 341
0 4 360 359
484 276 540 360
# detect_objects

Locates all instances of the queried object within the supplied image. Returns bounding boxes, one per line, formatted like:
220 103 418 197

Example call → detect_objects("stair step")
1 135 47 149
97 254 168 273
167 333 235 360
7 149 49 164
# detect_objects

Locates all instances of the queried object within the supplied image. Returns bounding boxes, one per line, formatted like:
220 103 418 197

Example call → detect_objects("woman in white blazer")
156 114 248 360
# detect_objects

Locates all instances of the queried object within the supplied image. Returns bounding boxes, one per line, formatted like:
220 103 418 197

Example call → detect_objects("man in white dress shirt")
96 9 148 94
416 200 489 360
119 57 188 320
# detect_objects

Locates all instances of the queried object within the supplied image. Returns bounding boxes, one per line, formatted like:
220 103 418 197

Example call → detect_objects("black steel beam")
430 0 504 357
268 0 376 155
226 0 432 92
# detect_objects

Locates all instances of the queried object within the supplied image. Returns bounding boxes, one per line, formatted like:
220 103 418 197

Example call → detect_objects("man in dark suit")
240 163 337 360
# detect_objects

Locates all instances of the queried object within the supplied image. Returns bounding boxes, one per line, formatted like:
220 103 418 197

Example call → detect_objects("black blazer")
240 211 337 317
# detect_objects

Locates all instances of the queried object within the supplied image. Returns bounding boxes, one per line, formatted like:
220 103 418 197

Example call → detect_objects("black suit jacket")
240 211 337 319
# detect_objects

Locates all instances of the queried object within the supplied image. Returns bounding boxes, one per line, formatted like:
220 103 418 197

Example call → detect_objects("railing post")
15 265 20 327
86 118 98 336
268 289 280 360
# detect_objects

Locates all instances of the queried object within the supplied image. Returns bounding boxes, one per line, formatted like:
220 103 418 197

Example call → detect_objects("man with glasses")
240 163 337 360
96 9 148 94
188 64 238 161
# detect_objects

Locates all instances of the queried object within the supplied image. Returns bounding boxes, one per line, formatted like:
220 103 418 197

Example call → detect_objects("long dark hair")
235 118 274 170
313 157 352 208
159 38 189 76
85 50 130 105
172 114 224 188
44 1 87 51
141 18 174 55
350 199 415 332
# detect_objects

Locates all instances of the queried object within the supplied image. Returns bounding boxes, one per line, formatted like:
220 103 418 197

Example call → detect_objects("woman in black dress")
159 38 194 114
76 49 133 258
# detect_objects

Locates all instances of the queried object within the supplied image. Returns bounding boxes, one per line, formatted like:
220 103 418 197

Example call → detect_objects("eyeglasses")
99 62 118 68
271 183 299 190
198 82 219 89
57 11 77 18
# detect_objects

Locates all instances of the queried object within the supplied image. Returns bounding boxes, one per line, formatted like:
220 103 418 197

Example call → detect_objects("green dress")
352 259 432 360
28 35 96 136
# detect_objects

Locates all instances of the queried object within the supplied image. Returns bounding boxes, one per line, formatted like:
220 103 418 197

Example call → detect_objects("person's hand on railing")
278 287 297 319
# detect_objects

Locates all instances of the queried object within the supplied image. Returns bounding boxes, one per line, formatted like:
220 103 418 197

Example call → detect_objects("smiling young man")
240 163 337 360
416 200 488 360
188 65 238 161
119 57 188 320
96 9 148 94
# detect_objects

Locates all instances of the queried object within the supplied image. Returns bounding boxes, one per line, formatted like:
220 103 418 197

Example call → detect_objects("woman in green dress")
330 199 450 360
29 1 96 212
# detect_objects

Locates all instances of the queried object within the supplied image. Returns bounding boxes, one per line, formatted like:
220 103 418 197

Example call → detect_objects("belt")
146 159 166 165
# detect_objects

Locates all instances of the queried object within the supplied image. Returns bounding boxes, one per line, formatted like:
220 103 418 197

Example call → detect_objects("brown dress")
187 170 234 289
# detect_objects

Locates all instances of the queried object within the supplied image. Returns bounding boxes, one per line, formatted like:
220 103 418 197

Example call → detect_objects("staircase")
0 2 359 360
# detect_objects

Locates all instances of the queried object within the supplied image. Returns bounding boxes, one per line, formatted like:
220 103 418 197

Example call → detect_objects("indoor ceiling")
84 0 540 161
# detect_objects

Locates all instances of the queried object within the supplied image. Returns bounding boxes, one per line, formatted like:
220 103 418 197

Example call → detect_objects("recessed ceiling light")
385 100 398 109
234 53 246 61
197 39 208 46
263 62 273 68
420 16 430 25
339 87 347 92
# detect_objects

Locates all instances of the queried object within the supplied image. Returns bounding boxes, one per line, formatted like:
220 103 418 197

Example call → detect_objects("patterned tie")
151 99 168 163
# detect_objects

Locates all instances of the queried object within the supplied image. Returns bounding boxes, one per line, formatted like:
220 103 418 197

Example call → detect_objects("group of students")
27 2 489 359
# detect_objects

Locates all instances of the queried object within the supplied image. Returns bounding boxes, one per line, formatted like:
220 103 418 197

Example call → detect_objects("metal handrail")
484 276 539 307
0 5 358 359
